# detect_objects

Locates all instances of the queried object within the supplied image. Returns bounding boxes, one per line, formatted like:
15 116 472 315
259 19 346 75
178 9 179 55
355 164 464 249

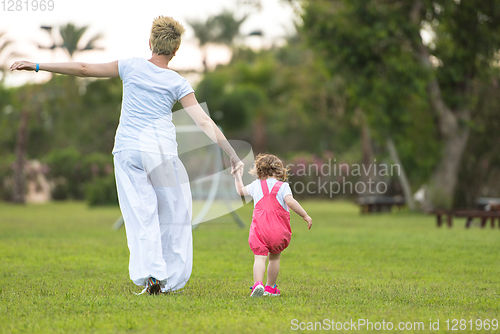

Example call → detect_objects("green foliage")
44 148 115 203
220 85 265 129
1 201 499 333
195 56 274 133
302 0 500 202
78 77 122 154
83 152 114 178
391 93 442 188
188 11 246 47
196 46 348 154
41 23 103 59
2 8 498 206
59 24 90 58
45 147 87 200
42 75 121 155
0 75 122 160
302 1 429 134
430 0 500 110
210 11 247 46
0 85 15 156
86 173 118 207
196 68 267 131
454 77 500 207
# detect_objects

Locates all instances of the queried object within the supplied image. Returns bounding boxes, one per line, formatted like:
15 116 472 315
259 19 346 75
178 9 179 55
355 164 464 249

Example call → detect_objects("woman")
11 16 243 295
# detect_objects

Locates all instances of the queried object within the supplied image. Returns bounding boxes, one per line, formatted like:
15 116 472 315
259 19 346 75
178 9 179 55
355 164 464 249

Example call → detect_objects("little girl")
234 153 313 297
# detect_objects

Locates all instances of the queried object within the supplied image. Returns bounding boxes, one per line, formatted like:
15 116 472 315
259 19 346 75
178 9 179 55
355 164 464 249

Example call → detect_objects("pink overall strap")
270 181 283 195
260 179 270 195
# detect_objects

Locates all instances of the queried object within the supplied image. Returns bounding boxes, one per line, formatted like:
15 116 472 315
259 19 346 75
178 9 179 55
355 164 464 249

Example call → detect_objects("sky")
0 0 298 86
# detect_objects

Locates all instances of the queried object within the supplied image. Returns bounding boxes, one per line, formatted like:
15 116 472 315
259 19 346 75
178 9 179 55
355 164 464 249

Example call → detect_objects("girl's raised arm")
10 60 119 78
234 169 249 197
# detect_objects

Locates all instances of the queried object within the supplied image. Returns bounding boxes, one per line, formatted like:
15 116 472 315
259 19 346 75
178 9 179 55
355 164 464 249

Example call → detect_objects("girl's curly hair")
249 153 289 181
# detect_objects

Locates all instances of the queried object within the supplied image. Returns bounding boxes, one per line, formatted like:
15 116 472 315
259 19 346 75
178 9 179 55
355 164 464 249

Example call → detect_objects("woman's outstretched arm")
10 60 119 78
180 92 244 174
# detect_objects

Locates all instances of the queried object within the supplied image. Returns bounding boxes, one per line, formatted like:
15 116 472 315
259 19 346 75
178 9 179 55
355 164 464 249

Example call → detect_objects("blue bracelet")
36 63 39 72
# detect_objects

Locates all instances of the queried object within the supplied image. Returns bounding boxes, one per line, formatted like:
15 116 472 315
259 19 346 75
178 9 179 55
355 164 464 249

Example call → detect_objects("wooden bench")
455 210 500 228
358 196 406 214
430 209 500 228
429 209 454 227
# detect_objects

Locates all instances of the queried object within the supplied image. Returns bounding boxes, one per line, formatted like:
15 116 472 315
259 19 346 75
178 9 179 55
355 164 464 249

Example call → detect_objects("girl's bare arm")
10 60 119 78
284 195 313 229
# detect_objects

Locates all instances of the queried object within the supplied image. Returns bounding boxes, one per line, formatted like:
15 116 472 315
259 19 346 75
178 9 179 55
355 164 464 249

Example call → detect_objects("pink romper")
248 180 292 256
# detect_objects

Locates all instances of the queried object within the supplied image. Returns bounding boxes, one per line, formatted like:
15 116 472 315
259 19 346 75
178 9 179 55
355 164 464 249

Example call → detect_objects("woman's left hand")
10 60 36 72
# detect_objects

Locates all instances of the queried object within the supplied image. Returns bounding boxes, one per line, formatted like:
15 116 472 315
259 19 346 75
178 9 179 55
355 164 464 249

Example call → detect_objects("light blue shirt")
112 58 194 155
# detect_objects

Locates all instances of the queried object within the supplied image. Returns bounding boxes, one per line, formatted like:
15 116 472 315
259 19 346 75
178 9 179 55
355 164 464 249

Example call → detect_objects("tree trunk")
387 137 415 210
361 120 374 170
202 46 208 73
424 126 470 209
12 110 29 204
359 111 375 195
411 0 471 210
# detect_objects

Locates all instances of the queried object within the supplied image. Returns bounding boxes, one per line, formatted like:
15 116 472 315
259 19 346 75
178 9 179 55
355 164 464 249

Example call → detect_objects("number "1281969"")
2 0 54 11
446 319 498 331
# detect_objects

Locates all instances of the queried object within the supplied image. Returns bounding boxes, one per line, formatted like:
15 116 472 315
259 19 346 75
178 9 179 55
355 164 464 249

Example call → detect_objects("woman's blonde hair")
150 16 185 55
249 153 289 181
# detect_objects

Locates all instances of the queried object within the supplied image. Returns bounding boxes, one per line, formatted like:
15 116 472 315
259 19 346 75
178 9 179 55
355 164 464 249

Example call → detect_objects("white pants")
113 150 192 291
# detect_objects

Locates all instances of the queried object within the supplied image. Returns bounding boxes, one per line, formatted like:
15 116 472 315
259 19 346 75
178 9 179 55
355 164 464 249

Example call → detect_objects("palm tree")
0 31 27 203
12 106 29 204
188 11 247 72
12 23 104 204
39 23 103 60
0 32 12 84
187 18 217 72
212 11 247 47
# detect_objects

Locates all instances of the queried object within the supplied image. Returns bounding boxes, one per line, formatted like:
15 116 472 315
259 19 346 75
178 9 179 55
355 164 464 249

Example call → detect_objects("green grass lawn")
0 201 499 333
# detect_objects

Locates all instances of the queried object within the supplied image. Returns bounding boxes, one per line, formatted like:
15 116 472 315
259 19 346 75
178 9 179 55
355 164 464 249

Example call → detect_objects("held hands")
234 166 244 179
304 215 313 230
230 157 244 176
10 61 36 72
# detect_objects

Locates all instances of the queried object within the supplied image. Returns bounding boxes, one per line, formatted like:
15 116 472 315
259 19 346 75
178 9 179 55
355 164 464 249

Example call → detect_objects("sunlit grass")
0 201 499 333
